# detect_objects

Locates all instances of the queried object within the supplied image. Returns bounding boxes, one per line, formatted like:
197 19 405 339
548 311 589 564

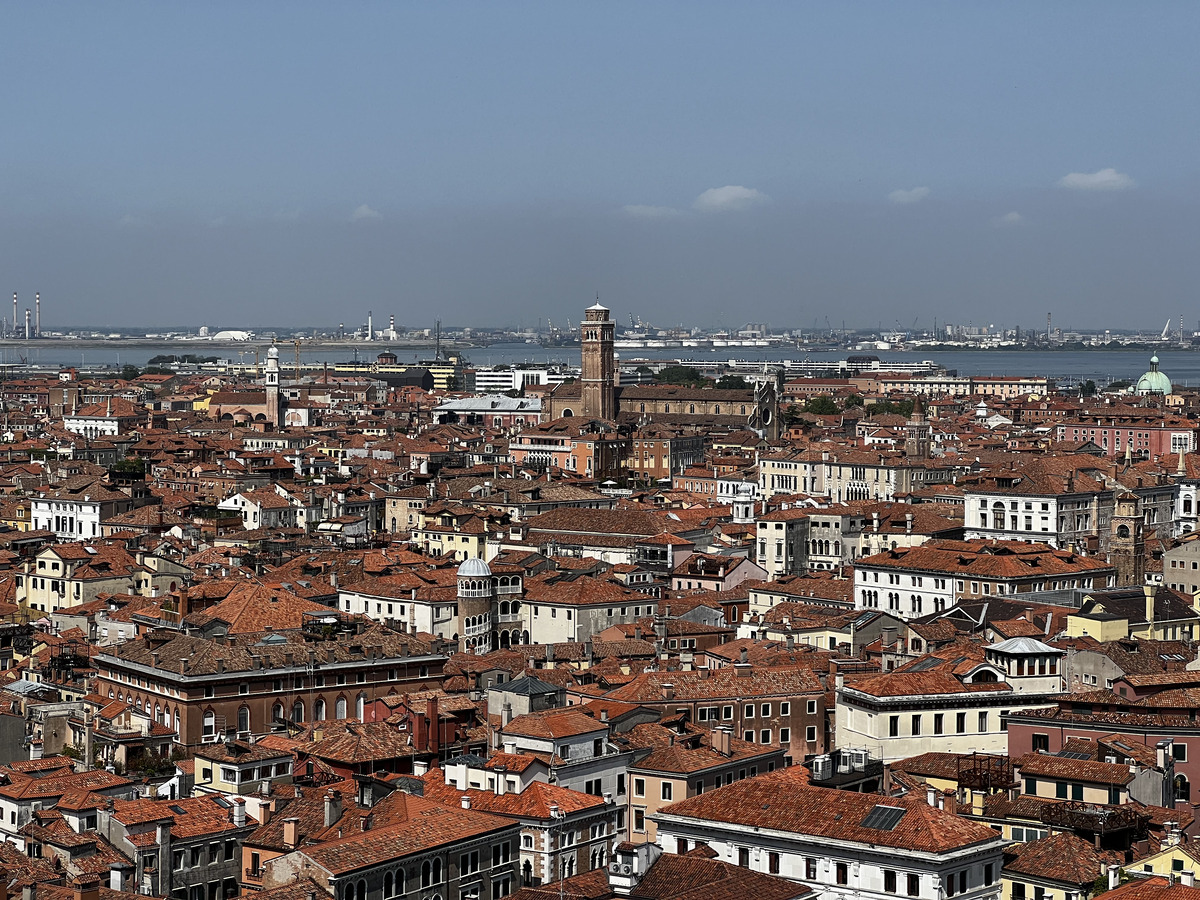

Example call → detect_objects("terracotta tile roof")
0 768 131 801
604 664 822 704
420 771 607 819
891 751 1007 782
503 706 608 740
300 799 514 875
302 721 417 765
632 851 809 900
858 539 1114 579
657 766 1002 854
621 722 781 774
1099 877 1200 900
1015 752 1135 785
100 621 437 676
1003 832 1121 885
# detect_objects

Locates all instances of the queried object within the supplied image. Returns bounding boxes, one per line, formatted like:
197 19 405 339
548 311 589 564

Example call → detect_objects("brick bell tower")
580 300 615 420
1109 491 1145 587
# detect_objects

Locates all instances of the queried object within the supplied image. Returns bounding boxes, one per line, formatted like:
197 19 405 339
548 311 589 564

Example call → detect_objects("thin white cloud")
351 204 383 222
888 186 930 205
621 204 682 219
1058 168 1135 191
693 185 769 213
993 211 1024 227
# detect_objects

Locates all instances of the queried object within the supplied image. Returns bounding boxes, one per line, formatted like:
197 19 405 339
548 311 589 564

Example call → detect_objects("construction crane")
1162 318 1173 340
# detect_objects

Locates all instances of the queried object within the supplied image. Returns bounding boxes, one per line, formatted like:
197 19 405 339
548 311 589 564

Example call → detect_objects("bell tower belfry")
265 343 281 428
580 301 615 420
1109 491 1145 587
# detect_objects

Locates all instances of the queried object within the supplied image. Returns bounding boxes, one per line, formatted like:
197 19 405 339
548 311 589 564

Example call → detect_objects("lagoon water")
3 342 1198 387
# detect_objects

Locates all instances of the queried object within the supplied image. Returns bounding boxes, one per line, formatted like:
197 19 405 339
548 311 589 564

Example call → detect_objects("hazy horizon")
2 3 1197 330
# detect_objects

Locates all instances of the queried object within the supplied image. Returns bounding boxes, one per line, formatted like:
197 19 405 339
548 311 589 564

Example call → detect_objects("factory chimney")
35 293 40 337
367 310 373 341
1046 312 1052 341
24 309 31 340
389 314 395 338
11 293 16 338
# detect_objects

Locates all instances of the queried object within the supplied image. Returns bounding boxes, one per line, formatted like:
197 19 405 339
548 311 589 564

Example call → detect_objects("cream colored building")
837 638 1063 763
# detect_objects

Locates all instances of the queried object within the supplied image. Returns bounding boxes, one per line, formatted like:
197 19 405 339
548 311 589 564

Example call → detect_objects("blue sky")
1 2 1197 329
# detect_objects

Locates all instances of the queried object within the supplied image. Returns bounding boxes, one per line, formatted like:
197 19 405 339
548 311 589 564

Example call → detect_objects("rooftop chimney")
71 875 100 900
324 790 343 828
282 817 299 850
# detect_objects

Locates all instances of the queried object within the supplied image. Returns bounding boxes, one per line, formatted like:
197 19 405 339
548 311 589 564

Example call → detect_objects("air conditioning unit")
811 755 832 781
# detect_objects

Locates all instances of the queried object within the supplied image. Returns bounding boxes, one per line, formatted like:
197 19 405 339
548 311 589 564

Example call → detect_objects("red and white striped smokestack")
24 309 30 341
34 293 40 337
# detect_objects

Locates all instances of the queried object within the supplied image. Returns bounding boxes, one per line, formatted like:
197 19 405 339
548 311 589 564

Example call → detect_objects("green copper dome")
1135 355 1172 395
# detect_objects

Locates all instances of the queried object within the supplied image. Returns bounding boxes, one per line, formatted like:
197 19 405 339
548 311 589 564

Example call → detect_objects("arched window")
291 701 305 723
174 710 180 733
421 862 432 888
433 860 442 883
237 706 250 733
272 702 284 724
383 873 392 898
357 693 366 720
203 710 215 739
1117 524 1130 539
1176 774 1190 802
314 699 326 721
336 697 348 719
356 880 365 900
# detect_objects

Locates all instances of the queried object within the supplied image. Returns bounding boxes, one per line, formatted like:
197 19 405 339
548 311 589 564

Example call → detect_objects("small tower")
733 483 756 524
905 395 931 459
456 557 494 654
265 343 281 428
1109 491 1145 587
580 301 615 420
